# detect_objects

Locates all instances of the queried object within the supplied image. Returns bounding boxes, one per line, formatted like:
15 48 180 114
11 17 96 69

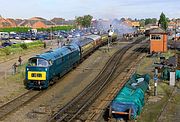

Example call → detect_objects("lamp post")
175 20 177 55
108 24 113 52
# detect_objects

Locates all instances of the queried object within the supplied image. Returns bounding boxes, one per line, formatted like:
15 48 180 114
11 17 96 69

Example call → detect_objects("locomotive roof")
31 43 79 61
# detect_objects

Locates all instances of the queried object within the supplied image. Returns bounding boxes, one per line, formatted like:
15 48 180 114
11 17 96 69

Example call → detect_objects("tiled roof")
18 20 37 26
6 18 17 27
0 17 11 27
51 18 65 25
29 17 46 21
42 20 55 25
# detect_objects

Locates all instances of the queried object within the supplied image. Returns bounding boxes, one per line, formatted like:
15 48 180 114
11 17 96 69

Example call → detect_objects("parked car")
0 32 9 40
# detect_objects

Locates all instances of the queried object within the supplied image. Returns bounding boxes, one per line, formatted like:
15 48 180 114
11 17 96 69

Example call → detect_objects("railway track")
86 45 148 122
48 37 147 122
156 87 176 122
0 90 41 120
0 37 121 120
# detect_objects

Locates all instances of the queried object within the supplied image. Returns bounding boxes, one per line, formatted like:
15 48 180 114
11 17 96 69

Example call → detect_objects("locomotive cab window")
28 58 37 66
37 58 48 67
28 58 49 67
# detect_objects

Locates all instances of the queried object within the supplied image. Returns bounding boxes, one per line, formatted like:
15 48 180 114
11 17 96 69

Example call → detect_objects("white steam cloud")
93 19 137 35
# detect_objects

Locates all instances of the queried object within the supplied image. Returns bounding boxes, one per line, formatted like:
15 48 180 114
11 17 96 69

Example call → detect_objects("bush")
11 43 21 48
20 43 28 49
0 27 30 33
37 25 74 32
0 41 44 56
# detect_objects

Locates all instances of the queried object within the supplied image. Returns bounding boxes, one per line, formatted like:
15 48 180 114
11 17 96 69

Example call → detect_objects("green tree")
139 19 145 27
145 18 157 25
159 12 168 30
75 15 93 28
145 18 151 25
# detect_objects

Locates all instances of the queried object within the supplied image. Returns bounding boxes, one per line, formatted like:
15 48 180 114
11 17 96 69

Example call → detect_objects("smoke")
93 19 137 35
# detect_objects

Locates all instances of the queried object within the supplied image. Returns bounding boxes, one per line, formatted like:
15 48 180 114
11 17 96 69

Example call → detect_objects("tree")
75 15 93 28
145 18 157 25
139 19 145 27
159 12 168 30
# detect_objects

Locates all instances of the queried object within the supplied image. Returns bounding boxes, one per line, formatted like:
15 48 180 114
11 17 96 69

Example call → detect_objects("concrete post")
170 72 175 86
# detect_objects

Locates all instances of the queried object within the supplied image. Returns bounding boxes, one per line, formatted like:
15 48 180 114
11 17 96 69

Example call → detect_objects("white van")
0 32 9 40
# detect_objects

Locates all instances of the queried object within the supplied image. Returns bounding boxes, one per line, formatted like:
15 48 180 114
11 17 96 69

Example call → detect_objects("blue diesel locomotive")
25 34 117 89
26 43 80 89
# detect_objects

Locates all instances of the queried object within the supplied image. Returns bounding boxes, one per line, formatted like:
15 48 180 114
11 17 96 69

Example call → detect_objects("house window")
151 35 162 40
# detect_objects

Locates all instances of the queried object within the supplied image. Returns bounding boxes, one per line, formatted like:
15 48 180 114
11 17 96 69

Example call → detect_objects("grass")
137 81 173 122
4 63 26 83
135 55 176 122
0 63 28 103
0 41 44 62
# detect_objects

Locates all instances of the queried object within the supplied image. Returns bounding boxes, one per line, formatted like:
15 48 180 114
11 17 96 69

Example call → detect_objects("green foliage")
20 43 28 49
0 27 30 33
0 41 43 56
145 18 157 25
0 26 74 33
75 15 93 28
139 19 145 27
37 25 74 32
1 47 11 55
159 12 168 30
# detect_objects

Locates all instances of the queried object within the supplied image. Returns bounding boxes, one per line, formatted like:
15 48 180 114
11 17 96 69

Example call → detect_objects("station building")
149 28 167 53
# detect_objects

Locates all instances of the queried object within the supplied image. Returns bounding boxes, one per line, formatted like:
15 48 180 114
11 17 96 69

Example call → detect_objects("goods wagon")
109 73 150 120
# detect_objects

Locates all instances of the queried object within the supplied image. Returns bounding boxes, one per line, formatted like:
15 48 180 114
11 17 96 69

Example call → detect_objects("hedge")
0 25 75 33
0 41 43 56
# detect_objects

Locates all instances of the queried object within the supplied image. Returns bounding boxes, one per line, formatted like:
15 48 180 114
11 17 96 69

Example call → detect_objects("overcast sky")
0 0 179 20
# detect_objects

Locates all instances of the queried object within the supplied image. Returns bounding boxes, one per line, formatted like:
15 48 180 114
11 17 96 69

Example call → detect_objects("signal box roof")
149 28 167 34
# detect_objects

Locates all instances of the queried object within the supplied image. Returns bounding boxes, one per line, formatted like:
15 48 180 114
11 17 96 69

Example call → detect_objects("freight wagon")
109 73 150 120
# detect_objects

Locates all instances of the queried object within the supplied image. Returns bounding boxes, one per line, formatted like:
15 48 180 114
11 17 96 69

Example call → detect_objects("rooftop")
149 28 167 34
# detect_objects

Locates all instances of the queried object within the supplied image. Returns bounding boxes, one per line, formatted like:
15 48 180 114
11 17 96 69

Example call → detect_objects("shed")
150 28 167 53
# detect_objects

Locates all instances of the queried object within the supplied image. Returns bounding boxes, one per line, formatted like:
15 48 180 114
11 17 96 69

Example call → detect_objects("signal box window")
151 35 161 40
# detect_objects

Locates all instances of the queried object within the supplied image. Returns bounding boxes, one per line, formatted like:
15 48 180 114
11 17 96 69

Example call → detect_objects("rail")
48 37 146 122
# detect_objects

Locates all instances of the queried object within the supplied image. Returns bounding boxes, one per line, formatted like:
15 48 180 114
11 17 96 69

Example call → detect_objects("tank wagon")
25 34 117 89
